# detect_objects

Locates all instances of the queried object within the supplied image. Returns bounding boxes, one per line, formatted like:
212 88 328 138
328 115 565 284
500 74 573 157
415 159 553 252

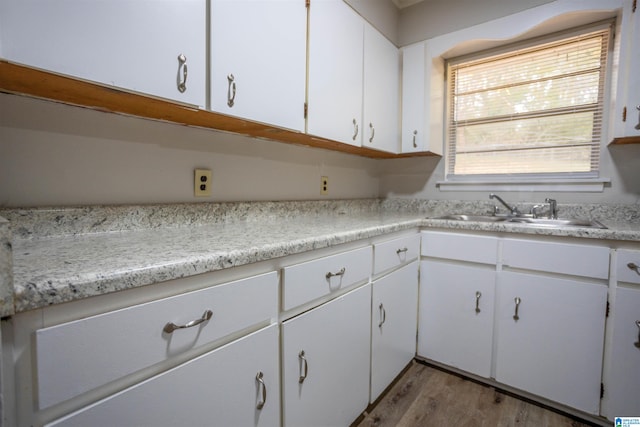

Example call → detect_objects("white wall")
344 0 399 45
397 0 555 46
0 95 380 207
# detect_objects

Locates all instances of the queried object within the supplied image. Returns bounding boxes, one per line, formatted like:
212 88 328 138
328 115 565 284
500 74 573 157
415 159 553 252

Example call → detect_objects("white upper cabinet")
210 0 307 131
363 22 400 153
0 0 206 106
611 0 640 142
401 42 443 155
307 0 364 146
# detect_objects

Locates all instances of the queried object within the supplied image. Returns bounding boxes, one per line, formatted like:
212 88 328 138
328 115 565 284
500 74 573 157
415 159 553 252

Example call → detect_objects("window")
445 24 611 182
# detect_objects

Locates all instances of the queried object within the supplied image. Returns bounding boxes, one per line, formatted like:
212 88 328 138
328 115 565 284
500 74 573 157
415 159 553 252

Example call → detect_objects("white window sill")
436 178 611 193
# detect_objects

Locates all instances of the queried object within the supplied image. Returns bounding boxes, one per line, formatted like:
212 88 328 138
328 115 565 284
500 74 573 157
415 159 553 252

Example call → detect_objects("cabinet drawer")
36 271 278 409
502 239 609 279
421 231 498 265
282 246 372 311
374 234 420 275
616 249 640 284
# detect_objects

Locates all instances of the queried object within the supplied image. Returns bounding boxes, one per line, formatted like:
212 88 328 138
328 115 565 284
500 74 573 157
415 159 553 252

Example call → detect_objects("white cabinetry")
362 23 400 153
371 261 418 402
49 325 280 427
611 0 640 142
496 239 609 415
282 284 371 427
418 231 498 377
419 260 496 378
400 42 443 155
601 249 640 419
0 0 206 106
307 0 364 146
210 0 306 131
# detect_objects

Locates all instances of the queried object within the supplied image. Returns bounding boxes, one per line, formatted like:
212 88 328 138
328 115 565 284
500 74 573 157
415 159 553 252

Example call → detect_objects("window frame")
440 20 615 192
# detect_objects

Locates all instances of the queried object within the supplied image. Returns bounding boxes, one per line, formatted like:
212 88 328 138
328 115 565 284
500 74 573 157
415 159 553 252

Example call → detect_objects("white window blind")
446 25 611 180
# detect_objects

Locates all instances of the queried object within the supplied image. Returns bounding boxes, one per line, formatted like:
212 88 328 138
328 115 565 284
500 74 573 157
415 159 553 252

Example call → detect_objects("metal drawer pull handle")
412 130 417 148
475 291 482 314
352 119 359 140
396 247 408 255
326 267 346 280
379 303 386 328
227 74 236 107
635 320 640 349
635 106 640 130
177 54 188 93
298 350 308 383
163 309 213 334
513 297 521 321
628 262 640 274
256 372 267 409
369 123 375 143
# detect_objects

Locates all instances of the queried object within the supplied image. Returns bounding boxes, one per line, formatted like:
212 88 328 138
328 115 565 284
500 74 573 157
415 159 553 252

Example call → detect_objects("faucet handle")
544 198 558 219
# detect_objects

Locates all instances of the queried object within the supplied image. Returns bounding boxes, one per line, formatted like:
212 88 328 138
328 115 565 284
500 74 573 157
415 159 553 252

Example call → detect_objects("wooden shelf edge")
0 60 440 160
610 135 640 145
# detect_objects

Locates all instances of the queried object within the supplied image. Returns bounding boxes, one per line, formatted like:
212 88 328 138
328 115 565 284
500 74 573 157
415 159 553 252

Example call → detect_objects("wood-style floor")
354 361 598 427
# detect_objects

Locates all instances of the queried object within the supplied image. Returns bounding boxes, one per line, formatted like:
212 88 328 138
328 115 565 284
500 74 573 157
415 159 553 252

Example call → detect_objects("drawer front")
502 239 610 279
421 231 498 265
616 249 640 284
282 246 372 311
374 234 420 275
36 271 278 410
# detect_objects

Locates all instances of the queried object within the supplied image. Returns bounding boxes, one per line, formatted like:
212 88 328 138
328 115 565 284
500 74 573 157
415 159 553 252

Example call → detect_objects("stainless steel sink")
505 217 607 229
434 214 607 229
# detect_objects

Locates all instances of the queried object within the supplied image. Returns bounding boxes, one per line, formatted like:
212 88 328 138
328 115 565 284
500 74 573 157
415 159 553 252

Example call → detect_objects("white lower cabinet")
418 260 496 378
48 324 280 427
495 271 607 414
371 261 419 402
282 284 371 427
603 286 640 419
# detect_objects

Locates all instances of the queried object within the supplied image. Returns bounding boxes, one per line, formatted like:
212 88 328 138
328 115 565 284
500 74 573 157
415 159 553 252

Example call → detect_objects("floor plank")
355 362 596 427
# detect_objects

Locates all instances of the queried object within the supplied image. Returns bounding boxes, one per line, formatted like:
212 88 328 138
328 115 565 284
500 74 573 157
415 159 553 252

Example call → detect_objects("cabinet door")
210 0 306 131
401 43 425 153
418 260 496 378
363 23 400 153
49 325 280 427
307 0 364 146
282 285 371 427
602 286 640 419
612 0 640 140
0 0 206 106
371 262 418 402
495 271 607 414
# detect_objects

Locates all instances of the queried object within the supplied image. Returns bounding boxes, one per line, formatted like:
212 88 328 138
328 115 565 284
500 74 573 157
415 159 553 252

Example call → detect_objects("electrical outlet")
320 176 329 195
194 169 212 197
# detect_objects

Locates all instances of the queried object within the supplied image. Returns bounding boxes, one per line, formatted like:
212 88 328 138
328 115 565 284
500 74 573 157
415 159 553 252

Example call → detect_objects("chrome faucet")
545 198 558 219
489 193 520 216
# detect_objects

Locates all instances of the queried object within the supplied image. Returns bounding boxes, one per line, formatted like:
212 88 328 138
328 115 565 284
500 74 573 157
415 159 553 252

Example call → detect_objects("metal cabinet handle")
396 247 408 255
256 371 267 409
298 350 308 383
628 262 640 275
227 74 236 107
635 106 640 130
635 320 640 349
326 267 346 280
177 54 188 93
513 297 521 321
412 130 418 148
378 303 386 328
352 119 359 141
369 123 375 143
475 291 482 314
163 309 213 333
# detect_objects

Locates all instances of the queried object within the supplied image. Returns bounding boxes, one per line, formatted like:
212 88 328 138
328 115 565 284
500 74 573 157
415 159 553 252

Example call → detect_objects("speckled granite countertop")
2 199 640 315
